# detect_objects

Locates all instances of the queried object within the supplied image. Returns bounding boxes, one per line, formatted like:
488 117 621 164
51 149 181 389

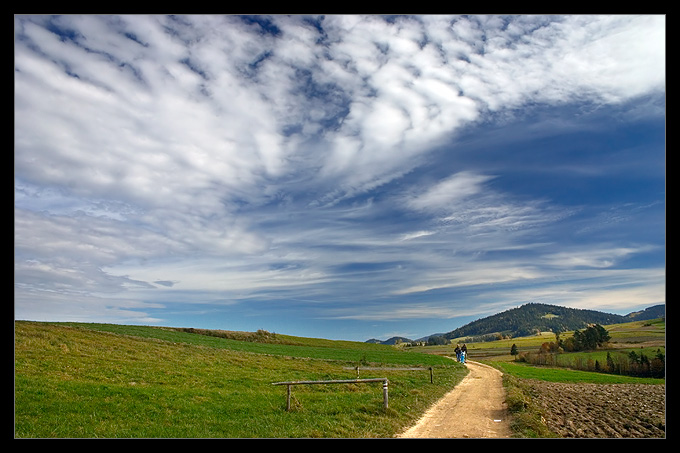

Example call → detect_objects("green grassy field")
490 361 664 384
410 317 665 365
15 321 467 438
477 319 665 438
14 318 664 438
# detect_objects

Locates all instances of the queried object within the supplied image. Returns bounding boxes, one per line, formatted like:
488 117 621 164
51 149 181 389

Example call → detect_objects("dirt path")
398 361 511 438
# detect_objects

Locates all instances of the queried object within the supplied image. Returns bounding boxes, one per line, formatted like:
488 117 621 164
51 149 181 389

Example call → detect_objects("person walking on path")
454 344 461 362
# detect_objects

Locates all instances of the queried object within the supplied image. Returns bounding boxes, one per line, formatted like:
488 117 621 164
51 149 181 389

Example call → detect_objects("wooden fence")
271 378 389 411
344 366 434 383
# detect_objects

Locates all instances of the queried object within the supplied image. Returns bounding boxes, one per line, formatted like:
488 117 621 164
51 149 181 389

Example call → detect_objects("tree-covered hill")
365 303 664 344
444 303 634 340
625 304 665 321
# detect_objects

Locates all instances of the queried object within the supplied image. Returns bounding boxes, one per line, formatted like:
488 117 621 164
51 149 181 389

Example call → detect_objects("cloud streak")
15 15 665 340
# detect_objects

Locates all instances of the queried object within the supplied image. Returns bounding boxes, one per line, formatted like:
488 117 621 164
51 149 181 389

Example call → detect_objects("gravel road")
398 361 511 438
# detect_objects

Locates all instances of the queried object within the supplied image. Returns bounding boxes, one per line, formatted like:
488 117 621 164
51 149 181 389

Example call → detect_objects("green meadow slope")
15 321 467 438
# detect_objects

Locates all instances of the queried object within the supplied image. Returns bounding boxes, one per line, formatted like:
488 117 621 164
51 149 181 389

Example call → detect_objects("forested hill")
444 303 634 340
626 304 665 321
366 303 664 344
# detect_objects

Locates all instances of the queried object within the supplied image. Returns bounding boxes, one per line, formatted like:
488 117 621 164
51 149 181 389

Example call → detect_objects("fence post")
272 378 389 411
383 379 388 409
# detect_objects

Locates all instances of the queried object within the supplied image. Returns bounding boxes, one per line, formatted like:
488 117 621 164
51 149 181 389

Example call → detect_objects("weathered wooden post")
383 379 388 409
272 378 389 411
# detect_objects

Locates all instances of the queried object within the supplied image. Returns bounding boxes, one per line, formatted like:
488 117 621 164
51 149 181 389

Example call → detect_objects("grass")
16 318 665 438
551 347 665 370
415 318 665 438
57 322 456 366
15 321 467 438
489 361 664 384
480 319 665 438
410 317 665 363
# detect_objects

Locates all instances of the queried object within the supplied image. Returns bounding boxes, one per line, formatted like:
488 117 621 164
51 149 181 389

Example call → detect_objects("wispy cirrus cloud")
405 171 495 212
15 15 665 340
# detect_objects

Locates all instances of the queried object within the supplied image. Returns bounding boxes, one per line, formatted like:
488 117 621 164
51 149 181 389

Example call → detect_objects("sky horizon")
15 15 665 342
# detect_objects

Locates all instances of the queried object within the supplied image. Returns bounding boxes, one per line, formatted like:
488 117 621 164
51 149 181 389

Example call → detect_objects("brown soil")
397 360 665 439
526 380 666 438
398 361 511 438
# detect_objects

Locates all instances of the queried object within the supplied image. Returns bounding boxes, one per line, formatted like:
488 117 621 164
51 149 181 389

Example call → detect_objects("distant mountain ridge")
366 303 664 344
365 336 411 345
625 304 665 321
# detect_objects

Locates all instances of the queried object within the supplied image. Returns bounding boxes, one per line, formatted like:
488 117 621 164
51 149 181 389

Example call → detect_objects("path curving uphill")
398 361 511 438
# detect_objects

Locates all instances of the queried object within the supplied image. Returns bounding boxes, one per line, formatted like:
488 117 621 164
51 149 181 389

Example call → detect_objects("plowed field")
526 380 665 438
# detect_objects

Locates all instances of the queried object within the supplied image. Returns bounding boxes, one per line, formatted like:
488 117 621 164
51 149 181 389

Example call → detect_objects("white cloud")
550 15 666 103
14 288 165 324
326 304 464 321
544 246 659 269
15 14 665 209
406 171 495 212
496 268 666 313
14 15 665 333
400 230 436 241
562 282 666 312
392 265 544 296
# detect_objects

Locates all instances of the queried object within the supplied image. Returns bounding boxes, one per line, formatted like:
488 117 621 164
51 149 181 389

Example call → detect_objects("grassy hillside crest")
15 321 466 438
15 307 664 438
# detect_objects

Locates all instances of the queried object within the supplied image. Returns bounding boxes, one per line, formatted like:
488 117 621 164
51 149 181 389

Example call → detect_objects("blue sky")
14 15 665 341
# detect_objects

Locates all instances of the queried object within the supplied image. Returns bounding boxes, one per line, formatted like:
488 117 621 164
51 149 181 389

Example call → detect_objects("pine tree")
606 351 616 373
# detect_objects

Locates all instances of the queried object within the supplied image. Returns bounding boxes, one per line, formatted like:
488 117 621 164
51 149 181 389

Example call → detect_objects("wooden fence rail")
343 366 434 383
272 378 389 411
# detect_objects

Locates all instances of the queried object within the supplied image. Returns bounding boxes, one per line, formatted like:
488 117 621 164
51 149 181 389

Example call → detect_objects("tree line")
512 324 664 378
